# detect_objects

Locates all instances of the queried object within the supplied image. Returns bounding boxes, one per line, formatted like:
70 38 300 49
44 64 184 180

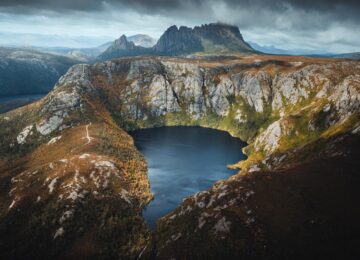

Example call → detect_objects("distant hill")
33 35 156 62
32 43 112 62
248 41 334 56
0 47 81 97
98 23 256 60
128 34 157 48
329 52 360 60
249 42 360 60
98 35 151 60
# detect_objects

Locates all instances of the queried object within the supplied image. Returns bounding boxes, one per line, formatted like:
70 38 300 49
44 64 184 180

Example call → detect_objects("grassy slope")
0 93 153 258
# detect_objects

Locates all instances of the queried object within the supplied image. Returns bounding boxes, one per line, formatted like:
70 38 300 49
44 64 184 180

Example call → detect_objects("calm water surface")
130 126 246 229
0 94 46 113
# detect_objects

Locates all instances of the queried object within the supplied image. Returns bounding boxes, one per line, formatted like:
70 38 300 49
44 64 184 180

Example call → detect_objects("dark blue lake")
0 94 46 113
130 126 247 229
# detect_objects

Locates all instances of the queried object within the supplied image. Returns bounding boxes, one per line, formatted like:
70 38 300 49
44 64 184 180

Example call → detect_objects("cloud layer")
0 0 359 52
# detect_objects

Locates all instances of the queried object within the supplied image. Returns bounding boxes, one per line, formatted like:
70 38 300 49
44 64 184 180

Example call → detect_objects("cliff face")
153 25 203 55
81 57 359 145
153 23 255 55
0 55 359 258
193 23 254 52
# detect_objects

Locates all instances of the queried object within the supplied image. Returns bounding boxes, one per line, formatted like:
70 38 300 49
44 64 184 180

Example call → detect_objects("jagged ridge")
98 23 256 59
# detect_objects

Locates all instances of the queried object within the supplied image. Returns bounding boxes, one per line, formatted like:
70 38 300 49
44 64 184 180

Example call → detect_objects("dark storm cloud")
0 0 197 12
1 0 359 15
1 0 359 31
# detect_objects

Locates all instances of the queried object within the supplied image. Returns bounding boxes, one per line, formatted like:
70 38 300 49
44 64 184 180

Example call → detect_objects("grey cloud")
1 0 359 31
0 0 358 53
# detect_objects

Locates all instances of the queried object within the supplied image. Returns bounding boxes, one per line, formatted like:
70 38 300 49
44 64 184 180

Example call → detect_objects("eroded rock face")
29 57 358 155
35 89 81 135
236 71 272 113
255 120 283 154
330 74 360 119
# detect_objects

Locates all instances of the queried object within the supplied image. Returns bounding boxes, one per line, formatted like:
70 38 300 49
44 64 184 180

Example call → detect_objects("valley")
0 52 359 258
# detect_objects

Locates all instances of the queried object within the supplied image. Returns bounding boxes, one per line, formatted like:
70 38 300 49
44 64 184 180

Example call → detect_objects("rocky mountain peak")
153 22 255 55
98 22 256 60
153 25 202 55
127 34 157 48
99 34 148 60
193 23 253 52
112 35 135 50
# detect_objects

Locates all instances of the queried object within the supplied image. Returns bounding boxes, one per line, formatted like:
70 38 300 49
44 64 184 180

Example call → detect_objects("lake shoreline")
130 126 247 229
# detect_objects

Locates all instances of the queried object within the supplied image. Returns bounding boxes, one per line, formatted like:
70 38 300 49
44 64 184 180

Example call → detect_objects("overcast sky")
0 0 359 53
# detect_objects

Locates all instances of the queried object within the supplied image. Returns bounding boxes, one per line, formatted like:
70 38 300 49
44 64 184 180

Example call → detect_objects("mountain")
249 42 360 60
128 34 157 48
33 42 112 61
98 35 150 60
193 23 255 53
329 52 360 60
0 55 359 259
152 25 203 55
249 41 334 56
33 35 156 60
0 47 81 97
98 23 256 59
153 23 255 55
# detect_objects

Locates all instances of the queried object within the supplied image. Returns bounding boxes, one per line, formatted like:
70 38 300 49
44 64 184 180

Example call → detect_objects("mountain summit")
98 23 256 60
128 34 157 48
154 23 255 55
99 34 148 60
